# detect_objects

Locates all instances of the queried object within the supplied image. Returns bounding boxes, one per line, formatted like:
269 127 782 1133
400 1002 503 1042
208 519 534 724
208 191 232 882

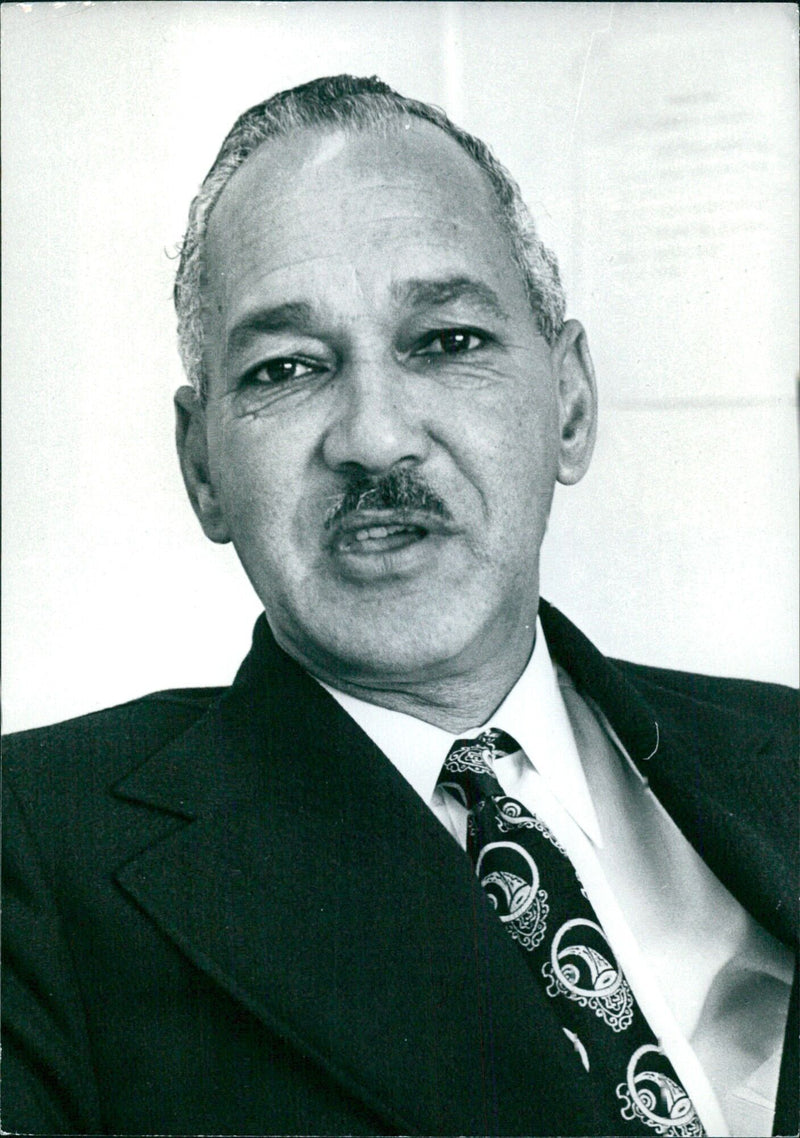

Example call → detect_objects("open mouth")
327 510 452 565
338 521 428 554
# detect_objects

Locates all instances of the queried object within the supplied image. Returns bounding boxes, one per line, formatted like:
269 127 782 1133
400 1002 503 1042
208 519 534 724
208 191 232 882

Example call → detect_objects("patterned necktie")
439 728 705 1138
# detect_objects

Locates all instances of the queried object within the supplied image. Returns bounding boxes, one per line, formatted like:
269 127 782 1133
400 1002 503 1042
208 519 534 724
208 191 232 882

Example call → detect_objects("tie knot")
438 729 521 810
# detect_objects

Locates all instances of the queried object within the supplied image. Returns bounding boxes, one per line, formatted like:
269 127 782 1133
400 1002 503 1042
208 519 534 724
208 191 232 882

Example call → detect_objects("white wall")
3 1 797 733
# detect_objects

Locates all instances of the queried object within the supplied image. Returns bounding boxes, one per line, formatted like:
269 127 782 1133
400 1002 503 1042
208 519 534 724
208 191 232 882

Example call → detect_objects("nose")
320 359 430 475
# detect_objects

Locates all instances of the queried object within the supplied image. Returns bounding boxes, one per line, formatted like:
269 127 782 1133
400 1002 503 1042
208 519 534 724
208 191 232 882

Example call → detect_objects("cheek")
213 419 319 564
468 395 559 497
212 423 282 533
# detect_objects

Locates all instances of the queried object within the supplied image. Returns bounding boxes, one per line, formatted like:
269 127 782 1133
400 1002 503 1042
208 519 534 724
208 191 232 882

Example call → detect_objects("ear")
551 319 598 486
174 386 231 543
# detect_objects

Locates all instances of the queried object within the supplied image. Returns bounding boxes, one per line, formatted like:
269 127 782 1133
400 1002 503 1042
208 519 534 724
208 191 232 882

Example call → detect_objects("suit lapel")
541 600 797 945
113 621 601 1136
630 688 795 944
622 680 798 1138
542 601 798 1136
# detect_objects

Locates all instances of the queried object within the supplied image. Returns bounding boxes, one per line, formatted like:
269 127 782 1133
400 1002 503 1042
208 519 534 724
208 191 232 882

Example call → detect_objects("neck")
282 622 537 734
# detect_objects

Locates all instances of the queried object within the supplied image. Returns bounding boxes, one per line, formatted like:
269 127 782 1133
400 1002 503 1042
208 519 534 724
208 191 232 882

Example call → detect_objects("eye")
245 357 322 385
415 329 487 356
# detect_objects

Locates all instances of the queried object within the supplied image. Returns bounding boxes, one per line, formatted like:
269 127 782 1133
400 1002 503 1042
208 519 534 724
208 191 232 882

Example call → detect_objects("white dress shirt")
322 621 793 1137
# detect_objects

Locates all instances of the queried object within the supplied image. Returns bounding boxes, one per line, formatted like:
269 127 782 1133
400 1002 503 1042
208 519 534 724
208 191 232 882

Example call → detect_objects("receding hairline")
202 113 513 258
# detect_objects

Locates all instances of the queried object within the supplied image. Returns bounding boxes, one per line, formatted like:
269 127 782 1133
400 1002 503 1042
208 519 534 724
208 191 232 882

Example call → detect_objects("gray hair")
174 74 565 400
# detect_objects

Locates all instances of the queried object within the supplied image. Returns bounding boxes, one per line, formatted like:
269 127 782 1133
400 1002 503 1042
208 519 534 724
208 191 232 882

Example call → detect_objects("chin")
286 600 499 686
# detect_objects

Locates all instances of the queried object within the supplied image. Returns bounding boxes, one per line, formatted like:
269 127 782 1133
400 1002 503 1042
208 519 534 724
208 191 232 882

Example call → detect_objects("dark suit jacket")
3 602 797 1136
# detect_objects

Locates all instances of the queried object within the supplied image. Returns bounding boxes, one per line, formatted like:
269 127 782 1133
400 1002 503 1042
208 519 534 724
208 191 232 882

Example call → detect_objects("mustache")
324 467 452 529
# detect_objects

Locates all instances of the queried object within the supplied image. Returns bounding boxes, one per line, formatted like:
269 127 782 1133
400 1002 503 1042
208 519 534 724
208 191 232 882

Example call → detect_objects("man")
3 75 796 1137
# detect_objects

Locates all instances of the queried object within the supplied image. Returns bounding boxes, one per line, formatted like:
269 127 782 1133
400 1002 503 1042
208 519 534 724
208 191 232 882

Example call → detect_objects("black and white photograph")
2 3 798 1135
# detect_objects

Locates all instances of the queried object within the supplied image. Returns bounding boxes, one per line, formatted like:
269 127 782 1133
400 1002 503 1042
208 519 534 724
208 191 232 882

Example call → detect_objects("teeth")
354 524 410 542
352 523 423 541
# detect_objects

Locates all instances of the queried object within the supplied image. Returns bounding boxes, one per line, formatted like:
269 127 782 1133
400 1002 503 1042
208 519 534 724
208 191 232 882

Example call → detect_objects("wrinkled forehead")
202 118 517 295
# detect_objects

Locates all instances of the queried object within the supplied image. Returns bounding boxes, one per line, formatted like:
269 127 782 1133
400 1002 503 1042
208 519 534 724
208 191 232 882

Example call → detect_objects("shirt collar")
320 619 603 846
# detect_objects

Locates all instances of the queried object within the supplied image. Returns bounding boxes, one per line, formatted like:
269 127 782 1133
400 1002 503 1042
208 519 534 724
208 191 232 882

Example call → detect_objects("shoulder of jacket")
610 658 798 723
3 687 226 787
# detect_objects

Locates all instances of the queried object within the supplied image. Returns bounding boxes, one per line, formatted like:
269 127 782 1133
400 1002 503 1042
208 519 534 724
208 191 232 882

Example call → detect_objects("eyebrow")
225 276 509 361
226 301 316 359
392 276 510 322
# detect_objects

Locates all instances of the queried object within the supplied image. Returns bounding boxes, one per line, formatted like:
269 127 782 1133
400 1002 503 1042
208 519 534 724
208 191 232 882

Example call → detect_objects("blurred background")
3 1 797 733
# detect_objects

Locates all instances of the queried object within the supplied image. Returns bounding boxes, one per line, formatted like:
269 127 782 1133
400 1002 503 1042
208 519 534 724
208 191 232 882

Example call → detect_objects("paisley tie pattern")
439 729 705 1137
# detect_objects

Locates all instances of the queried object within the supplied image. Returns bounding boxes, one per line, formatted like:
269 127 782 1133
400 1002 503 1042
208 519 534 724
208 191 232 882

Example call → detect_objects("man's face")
180 121 595 689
